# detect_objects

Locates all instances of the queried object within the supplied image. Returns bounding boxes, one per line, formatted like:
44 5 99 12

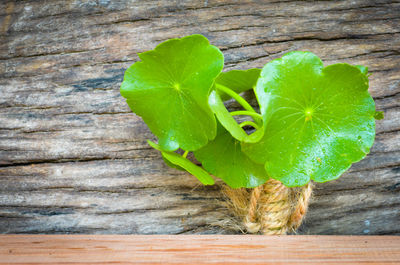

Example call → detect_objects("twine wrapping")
222 179 313 235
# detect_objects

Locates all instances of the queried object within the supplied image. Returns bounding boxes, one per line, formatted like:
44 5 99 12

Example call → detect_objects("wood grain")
0 0 399 234
1 235 400 264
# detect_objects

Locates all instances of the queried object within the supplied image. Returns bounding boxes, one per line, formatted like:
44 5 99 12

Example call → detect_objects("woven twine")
222 179 313 235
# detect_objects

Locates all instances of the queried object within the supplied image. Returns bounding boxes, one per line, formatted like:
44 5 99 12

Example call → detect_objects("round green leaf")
242 51 376 187
121 35 224 151
215 68 261 100
148 140 214 185
194 122 268 188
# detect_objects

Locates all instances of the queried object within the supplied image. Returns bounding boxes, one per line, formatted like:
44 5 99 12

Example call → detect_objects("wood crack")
0 154 152 168
0 47 104 61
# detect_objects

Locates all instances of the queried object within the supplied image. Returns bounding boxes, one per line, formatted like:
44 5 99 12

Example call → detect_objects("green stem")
215 84 263 125
239 120 260 130
231 110 263 121
182 150 189 158
215 84 256 113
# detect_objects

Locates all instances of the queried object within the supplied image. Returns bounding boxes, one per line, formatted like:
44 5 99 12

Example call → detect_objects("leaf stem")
239 121 260 130
215 84 262 125
215 84 256 113
231 110 263 121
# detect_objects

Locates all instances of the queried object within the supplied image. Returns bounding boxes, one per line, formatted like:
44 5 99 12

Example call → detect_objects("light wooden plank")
0 235 399 264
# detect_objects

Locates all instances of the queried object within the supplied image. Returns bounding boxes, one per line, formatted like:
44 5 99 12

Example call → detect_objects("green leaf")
162 154 185 171
194 123 268 188
147 140 215 185
121 35 224 151
215 69 261 100
242 51 376 187
374 111 384 120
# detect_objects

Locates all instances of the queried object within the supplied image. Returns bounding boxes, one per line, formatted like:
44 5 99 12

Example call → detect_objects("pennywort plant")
120 34 382 189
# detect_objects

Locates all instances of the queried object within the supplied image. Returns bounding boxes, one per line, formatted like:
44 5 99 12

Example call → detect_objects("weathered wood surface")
2 235 400 264
0 0 399 235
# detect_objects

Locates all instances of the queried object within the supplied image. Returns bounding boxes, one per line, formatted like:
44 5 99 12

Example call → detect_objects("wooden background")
0 0 399 235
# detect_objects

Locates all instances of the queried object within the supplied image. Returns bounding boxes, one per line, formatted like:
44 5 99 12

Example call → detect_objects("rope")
258 179 291 234
288 182 313 231
223 179 313 235
244 185 263 233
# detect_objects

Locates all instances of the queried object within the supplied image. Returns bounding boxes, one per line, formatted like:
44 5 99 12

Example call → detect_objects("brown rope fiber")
259 179 292 235
223 179 313 235
288 182 313 231
244 185 263 233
